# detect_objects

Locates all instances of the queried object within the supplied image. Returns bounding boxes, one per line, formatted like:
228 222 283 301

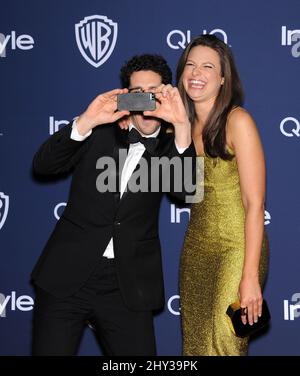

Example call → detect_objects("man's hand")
144 85 190 128
76 89 130 136
118 115 130 130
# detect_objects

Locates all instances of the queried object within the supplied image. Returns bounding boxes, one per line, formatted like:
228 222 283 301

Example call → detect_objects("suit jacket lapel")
113 127 129 206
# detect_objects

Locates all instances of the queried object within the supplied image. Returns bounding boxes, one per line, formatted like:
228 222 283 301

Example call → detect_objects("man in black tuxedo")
31 54 195 356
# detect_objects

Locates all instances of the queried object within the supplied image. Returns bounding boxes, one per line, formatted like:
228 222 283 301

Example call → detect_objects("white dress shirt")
70 119 187 258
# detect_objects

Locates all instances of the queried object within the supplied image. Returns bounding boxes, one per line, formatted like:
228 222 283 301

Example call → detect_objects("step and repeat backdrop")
0 0 299 355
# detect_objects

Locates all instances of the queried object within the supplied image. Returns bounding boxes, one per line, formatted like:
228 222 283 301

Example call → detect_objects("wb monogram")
0 192 9 230
75 15 118 68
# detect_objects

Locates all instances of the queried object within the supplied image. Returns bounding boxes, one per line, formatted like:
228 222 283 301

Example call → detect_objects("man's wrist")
172 116 191 129
71 117 92 141
175 141 188 154
173 121 191 149
76 114 94 136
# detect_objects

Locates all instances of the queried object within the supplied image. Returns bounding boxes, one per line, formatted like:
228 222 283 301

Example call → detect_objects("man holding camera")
31 54 195 356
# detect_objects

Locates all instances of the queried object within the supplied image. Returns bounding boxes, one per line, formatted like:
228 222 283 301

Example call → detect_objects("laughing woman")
178 35 269 356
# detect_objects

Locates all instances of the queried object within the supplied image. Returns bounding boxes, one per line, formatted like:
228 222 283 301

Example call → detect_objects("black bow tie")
128 128 159 155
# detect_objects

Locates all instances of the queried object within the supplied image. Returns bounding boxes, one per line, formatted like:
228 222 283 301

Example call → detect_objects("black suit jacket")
31 122 195 311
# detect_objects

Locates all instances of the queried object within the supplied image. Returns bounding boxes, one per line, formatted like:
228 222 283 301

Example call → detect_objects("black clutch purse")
226 299 271 338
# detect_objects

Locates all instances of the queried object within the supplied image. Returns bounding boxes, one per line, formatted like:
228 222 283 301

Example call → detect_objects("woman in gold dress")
177 35 269 355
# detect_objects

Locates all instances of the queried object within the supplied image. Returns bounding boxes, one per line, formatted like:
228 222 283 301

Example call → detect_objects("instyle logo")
280 117 300 137
171 204 271 226
170 204 190 224
49 116 69 135
0 291 34 318
0 31 34 58
75 15 118 68
283 293 300 320
0 192 9 230
281 26 300 58
167 28 228 49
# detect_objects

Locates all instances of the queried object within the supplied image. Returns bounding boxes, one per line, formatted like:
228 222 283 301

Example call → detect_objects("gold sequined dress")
180 150 269 356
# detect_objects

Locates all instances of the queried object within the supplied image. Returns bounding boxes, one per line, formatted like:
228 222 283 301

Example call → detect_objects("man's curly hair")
120 54 172 88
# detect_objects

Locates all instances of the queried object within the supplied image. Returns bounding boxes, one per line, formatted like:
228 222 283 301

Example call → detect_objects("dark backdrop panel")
1 0 299 355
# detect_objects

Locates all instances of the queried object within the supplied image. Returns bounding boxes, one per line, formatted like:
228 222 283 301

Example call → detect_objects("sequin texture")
180 153 269 356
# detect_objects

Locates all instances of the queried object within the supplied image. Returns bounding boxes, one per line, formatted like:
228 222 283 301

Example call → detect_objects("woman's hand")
239 276 263 325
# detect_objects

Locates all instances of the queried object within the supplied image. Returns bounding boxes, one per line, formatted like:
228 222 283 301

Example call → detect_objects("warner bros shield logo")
75 15 118 68
0 192 9 230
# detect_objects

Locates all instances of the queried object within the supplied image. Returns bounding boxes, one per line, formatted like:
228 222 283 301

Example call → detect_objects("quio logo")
54 202 67 220
168 295 181 316
283 293 300 320
0 291 34 318
0 31 34 58
0 192 9 230
49 116 69 135
280 117 300 137
75 15 118 68
167 28 228 50
281 26 300 58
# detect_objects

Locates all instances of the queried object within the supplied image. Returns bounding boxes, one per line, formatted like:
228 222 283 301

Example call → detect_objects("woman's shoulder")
226 106 256 132
226 107 257 149
227 106 253 123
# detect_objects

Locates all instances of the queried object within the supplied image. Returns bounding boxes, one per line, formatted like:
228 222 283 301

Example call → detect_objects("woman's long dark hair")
177 34 244 160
